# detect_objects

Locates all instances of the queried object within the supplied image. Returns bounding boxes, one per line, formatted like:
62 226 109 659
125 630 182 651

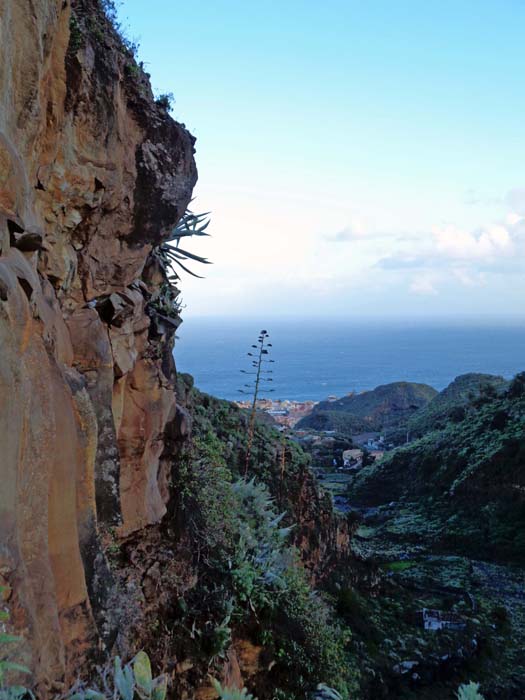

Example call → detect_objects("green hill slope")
349 372 525 563
405 372 509 439
297 382 437 434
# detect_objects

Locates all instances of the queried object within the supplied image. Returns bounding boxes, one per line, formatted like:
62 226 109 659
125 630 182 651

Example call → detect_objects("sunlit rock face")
0 0 196 689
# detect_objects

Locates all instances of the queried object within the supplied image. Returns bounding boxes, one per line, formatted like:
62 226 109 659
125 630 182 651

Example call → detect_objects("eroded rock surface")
0 3 358 698
0 0 196 689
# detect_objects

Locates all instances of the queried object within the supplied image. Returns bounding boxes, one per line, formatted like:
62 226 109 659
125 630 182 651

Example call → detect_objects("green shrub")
180 432 237 553
155 93 175 111
268 566 357 698
508 371 525 398
228 479 292 613
68 16 83 53
99 0 140 57
177 444 292 615
384 560 415 572
172 384 358 697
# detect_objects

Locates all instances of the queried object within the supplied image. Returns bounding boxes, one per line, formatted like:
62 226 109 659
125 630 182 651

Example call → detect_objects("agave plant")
238 330 275 475
154 210 211 281
211 679 256 700
312 684 343 700
456 682 485 700
69 652 167 700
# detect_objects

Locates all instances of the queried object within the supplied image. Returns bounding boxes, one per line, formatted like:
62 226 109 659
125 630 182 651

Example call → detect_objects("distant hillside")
405 372 509 439
297 381 437 434
348 372 525 563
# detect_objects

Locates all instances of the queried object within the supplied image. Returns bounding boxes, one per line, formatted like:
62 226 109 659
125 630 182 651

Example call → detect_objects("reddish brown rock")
0 2 353 698
0 0 196 689
116 356 176 534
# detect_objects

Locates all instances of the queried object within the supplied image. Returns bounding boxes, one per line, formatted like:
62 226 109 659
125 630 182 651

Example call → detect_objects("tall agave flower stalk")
238 330 275 477
279 426 288 505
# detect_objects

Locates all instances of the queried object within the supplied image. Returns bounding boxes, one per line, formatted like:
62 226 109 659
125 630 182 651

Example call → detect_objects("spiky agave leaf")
152 209 212 285
163 245 211 265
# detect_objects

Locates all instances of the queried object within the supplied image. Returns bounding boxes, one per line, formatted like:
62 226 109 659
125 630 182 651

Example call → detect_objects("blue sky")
119 0 525 318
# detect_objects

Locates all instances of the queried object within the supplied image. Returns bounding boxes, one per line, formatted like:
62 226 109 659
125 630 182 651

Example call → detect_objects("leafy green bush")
171 382 358 698
268 566 357 698
508 371 525 398
155 93 175 111
179 431 237 554
171 448 295 661
335 587 381 643
228 479 292 612
173 414 357 697
176 425 293 614
68 16 83 53
99 0 140 56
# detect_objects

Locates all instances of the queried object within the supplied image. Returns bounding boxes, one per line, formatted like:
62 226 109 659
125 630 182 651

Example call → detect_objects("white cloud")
432 223 513 260
323 219 367 242
409 272 439 296
452 267 485 287
505 212 524 226
180 181 525 317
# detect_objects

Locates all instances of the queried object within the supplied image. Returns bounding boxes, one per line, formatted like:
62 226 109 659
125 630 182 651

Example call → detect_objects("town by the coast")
236 392 392 516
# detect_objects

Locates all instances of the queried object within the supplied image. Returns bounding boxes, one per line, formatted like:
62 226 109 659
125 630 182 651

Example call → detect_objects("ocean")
174 317 525 402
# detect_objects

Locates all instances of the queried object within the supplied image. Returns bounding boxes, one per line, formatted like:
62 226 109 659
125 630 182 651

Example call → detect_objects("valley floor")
320 476 525 699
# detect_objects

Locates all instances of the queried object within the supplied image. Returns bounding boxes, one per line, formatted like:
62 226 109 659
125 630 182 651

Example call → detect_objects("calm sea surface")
174 317 525 402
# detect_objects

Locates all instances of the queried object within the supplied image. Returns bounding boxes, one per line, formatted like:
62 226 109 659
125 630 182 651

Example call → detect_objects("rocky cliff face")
0 0 196 690
0 4 357 697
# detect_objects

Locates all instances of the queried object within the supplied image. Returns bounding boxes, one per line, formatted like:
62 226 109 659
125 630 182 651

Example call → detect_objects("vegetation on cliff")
165 376 359 699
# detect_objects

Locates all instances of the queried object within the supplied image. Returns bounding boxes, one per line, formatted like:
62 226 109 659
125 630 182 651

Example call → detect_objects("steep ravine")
0 2 355 698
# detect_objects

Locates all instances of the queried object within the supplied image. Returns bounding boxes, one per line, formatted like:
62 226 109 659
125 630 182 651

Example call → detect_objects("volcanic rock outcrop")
0 0 196 689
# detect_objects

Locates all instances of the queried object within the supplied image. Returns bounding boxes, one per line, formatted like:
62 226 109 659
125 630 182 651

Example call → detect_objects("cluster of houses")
340 435 387 470
236 398 316 428
293 431 391 472
342 448 365 469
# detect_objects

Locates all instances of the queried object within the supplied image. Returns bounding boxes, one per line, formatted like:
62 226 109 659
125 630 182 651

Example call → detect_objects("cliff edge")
0 0 196 689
